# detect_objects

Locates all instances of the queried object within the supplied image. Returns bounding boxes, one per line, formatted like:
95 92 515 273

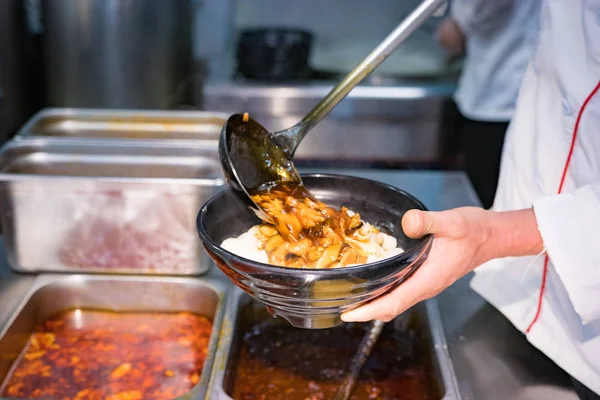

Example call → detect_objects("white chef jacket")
451 0 541 122
469 0 600 394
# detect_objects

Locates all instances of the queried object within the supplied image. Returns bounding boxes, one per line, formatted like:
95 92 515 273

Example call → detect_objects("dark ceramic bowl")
197 174 433 329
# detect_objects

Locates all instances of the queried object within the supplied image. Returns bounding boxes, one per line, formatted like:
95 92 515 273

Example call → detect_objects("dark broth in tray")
225 301 441 400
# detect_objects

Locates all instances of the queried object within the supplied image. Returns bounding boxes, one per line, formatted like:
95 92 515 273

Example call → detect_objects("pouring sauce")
249 181 379 269
235 114 400 269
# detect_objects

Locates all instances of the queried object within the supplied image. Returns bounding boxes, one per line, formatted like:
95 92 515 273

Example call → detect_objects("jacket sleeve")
533 182 600 325
450 0 515 38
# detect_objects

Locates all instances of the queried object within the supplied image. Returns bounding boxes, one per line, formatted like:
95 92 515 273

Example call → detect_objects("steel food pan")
0 139 224 275
15 108 228 144
207 288 461 400
0 137 219 161
0 274 228 400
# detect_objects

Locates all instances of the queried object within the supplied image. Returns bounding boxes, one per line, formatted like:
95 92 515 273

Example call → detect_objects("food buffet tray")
206 287 461 400
0 137 219 160
15 108 228 144
0 274 228 400
0 138 224 275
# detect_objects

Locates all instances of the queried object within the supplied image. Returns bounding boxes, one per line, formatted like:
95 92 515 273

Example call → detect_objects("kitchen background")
0 0 461 170
0 3 585 399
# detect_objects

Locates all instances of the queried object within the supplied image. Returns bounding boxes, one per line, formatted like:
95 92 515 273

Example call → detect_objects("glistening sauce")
250 181 385 268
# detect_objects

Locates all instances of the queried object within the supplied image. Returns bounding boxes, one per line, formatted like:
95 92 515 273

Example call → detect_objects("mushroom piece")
315 243 343 269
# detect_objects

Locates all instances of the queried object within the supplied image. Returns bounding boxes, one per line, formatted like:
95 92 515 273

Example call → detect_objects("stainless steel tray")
0 138 224 275
15 108 228 144
206 287 461 400
0 274 229 400
0 137 219 160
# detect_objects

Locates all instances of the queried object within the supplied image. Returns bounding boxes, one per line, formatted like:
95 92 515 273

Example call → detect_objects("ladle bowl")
196 174 433 329
218 113 301 221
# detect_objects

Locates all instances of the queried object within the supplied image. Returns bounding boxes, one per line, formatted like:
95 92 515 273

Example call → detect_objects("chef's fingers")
402 210 434 238
340 273 429 323
402 209 446 238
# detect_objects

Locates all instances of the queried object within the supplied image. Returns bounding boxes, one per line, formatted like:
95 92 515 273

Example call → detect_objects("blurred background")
0 0 461 171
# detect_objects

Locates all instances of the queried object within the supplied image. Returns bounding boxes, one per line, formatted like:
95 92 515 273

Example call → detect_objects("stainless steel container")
0 274 228 400
207 288 462 399
0 138 224 275
15 108 228 144
41 0 193 109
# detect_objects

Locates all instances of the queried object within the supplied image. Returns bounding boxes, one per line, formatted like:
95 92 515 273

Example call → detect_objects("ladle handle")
334 319 386 400
277 0 447 155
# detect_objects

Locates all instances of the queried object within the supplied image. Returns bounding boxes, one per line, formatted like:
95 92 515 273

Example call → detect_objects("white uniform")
469 0 600 394
451 0 541 121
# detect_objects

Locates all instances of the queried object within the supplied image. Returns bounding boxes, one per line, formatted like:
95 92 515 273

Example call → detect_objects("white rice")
221 211 404 267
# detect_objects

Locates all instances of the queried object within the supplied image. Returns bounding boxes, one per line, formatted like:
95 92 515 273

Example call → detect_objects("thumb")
402 209 439 239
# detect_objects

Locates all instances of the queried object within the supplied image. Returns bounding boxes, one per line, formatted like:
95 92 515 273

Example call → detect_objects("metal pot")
41 0 192 109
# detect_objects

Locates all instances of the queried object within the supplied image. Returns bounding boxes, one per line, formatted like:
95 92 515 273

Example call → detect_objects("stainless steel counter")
0 169 578 399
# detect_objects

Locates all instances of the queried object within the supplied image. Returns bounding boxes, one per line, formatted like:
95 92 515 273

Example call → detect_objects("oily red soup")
1 309 213 400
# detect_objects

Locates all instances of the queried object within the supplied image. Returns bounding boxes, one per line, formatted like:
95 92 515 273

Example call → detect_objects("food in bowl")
0 309 213 400
197 174 433 328
221 182 403 268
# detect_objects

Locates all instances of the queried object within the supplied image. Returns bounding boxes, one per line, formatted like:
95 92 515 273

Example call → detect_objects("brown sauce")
250 182 380 269
1 309 213 400
228 303 439 400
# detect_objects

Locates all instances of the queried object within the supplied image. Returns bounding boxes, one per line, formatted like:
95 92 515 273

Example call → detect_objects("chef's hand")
341 207 543 322
436 17 465 57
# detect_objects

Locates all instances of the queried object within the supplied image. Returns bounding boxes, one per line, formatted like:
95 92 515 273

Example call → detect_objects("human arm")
449 0 515 38
436 0 515 54
341 206 543 322
341 182 600 323
436 17 465 56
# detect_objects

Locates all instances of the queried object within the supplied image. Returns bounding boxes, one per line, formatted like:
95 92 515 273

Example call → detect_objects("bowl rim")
196 173 433 275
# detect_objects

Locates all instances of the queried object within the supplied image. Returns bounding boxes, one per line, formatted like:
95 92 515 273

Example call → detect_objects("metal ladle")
333 320 386 400
219 0 448 220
